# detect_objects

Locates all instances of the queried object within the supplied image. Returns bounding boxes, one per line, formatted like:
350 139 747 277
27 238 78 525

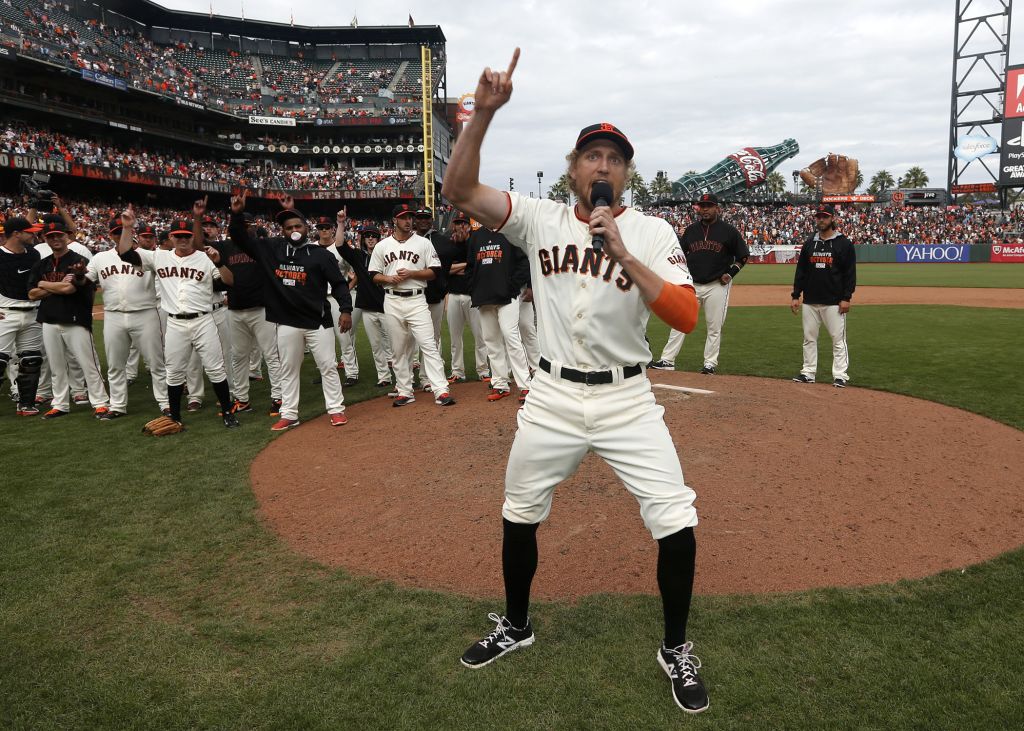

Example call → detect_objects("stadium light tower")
948 0 1012 201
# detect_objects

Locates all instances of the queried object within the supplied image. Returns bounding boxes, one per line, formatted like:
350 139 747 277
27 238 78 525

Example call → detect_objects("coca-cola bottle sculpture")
671 139 800 200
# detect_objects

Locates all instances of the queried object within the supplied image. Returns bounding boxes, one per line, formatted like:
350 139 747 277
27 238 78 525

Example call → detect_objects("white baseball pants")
42 323 109 412
353 308 393 383
661 280 732 368
503 368 698 539
478 299 531 392
329 298 359 378
384 292 448 400
104 309 168 412
519 298 540 372
800 304 850 381
229 307 282 403
446 293 488 379
164 313 227 387
276 324 344 421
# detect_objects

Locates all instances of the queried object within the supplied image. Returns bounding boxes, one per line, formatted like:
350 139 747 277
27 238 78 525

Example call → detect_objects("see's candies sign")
991 244 1024 262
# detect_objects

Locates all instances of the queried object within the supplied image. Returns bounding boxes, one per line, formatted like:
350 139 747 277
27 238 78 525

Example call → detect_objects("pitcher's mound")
251 375 1024 598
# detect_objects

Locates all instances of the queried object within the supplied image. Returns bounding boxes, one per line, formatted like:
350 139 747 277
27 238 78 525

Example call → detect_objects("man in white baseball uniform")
442 213 490 383
413 208 452 393
369 204 455 408
314 213 359 387
87 220 169 418
650 193 748 374
228 193 353 432
337 224 395 389
28 221 110 420
0 216 45 416
443 49 709 714
116 205 240 429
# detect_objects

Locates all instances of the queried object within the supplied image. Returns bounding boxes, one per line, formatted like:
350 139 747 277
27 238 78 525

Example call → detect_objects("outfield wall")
748 244 1024 263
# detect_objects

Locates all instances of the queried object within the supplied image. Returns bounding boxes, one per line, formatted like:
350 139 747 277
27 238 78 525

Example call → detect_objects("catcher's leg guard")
15 350 43 407
0 352 9 385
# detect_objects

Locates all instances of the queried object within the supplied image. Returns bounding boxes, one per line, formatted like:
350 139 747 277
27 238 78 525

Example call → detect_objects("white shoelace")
479 612 512 648
664 641 702 686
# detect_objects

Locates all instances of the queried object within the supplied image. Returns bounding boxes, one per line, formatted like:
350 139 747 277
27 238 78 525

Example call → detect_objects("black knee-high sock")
502 518 539 628
212 379 232 414
657 526 696 649
167 383 184 422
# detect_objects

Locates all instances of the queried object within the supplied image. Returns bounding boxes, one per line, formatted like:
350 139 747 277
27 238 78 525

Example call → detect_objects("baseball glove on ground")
142 415 185 436
800 153 860 195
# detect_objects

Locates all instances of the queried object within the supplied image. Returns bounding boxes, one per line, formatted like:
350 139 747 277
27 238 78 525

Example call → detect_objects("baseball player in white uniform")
369 204 455 408
442 49 709 714
116 205 240 429
87 224 169 417
315 214 359 387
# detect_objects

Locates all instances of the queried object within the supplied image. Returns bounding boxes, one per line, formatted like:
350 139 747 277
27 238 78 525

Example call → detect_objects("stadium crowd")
0 0 430 119
656 203 1024 245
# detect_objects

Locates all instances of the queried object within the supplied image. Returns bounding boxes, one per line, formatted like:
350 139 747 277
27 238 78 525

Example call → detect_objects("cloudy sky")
159 0 1017 194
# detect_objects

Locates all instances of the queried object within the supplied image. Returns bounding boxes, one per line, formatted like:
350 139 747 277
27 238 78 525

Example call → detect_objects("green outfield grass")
1 306 1022 729
739 262 1024 288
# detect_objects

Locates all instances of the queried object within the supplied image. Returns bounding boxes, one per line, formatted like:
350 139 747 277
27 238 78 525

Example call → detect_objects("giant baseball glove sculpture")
800 154 860 195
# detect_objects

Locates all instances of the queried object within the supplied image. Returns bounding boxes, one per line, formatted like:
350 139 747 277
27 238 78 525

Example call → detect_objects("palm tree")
766 171 786 195
899 166 930 189
855 169 864 191
868 170 896 196
648 170 673 201
547 173 572 203
627 170 647 207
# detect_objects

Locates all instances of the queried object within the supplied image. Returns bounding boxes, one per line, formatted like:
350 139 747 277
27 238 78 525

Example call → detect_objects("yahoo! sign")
897 245 970 263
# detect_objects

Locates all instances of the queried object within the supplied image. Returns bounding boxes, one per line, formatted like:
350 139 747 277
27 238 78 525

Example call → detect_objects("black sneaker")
392 395 415 407
343 376 359 387
792 374 815 383
222 412 241 428
833 378 847 388
269 399 282 417
700 365 716 375
650 359 675 370
658 642 709 714
460 613 535 669
376 380 392 388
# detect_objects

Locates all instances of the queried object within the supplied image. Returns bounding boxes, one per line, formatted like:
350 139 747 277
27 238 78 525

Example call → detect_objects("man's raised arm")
441 48 521 231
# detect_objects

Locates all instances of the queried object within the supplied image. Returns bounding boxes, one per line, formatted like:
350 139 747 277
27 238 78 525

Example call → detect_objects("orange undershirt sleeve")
649 283 698 333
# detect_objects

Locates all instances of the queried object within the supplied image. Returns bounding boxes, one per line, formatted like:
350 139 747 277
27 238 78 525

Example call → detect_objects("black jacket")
229 213 351 329
31 251 95 329
465 230 530 308
423 230 454 305
680 218 749 284
792 232 856 305
214 238 265 310
337 243 386 313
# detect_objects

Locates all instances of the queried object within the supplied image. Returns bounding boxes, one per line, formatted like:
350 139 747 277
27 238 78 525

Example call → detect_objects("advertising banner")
897 245 970 263
822 194 875 203
243 187 415 201
0 152 230 193
175 97 205 111
746 244 801 264
248 115 297 127
991 243 1024 262
953 135 998 162
727 147 768 188
0 46 15 61
1000 64 1024 186
456 93 475 123
81 68 127 92
951 182 997 194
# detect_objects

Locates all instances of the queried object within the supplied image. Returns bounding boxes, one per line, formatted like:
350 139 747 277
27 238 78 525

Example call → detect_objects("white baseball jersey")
130 248 222 315
86 249 158 311
497 192 693 369
36 241 93 260
368 234 440 292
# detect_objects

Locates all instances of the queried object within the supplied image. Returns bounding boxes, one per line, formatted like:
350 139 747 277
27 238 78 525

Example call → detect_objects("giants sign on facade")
999 65 1024 186
727 147 767 187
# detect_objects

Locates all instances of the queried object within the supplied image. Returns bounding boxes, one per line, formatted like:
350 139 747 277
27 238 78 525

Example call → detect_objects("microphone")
589 180 614 253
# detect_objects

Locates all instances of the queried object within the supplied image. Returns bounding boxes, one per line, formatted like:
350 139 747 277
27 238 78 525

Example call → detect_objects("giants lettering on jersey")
100 263 145 279
227 252 253 265
536 244 634 292
687 240 724 254
156 266 206 281
381 250 421 266
275 263 307 287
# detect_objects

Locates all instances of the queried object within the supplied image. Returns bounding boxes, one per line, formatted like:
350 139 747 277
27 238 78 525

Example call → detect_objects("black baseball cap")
4 216 35 236
815 203 836 216
168 219 193 235
392 203 414 218
137 224 157 236
201 216 220 227
414 208 432 218
452 212 470 224
41 221 68 237
276 208 305 225
314 215 335 229
359 225 380 237
158 230 170 243
575 122 634 161
108 216 124 234
697 193 720 205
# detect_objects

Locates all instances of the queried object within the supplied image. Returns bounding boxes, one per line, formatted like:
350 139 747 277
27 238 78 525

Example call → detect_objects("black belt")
388 289 424 297
1 305 36 311
539 357 643 386
168 311 209 320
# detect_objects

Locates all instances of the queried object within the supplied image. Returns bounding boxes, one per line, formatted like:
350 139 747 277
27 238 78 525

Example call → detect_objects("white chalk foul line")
653 384 716 396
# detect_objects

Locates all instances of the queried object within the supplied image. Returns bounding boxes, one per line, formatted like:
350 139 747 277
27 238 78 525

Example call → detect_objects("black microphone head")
590 180 614 207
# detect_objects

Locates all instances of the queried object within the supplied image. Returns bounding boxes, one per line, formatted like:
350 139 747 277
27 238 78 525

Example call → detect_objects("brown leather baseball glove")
142 415 185 436
800 154 860 195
